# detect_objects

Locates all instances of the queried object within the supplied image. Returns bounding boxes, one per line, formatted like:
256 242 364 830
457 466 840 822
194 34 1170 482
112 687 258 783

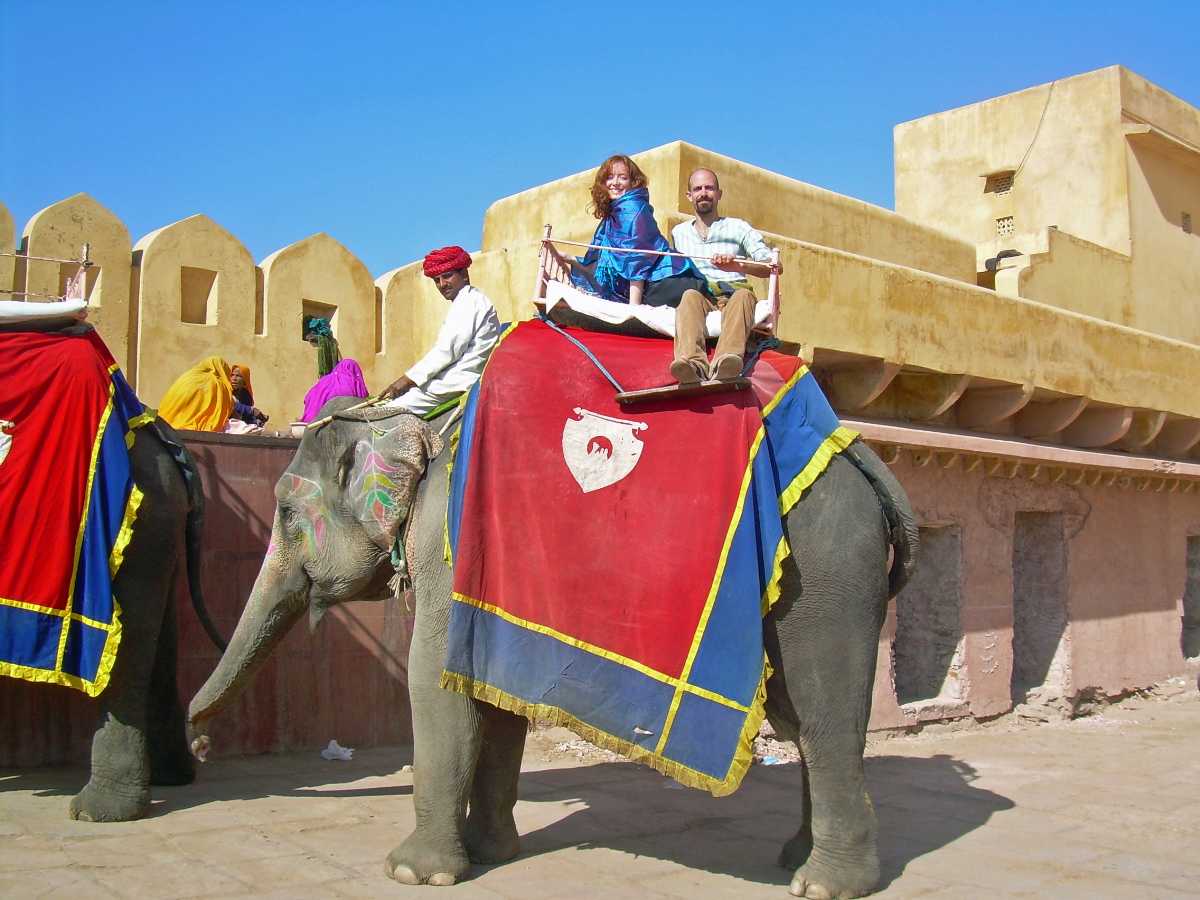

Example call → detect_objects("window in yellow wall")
180 266 218 325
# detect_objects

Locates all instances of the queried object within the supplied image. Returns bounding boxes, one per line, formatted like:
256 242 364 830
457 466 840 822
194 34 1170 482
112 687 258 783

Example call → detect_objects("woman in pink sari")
300 358 370 422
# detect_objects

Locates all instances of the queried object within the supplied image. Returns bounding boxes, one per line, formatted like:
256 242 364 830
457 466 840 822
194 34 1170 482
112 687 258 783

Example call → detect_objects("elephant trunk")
186 547 309 757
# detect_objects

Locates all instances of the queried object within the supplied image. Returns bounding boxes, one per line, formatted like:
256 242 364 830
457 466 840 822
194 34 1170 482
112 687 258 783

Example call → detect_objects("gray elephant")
62 419 225 822
0 317 223 822
188 398 918 899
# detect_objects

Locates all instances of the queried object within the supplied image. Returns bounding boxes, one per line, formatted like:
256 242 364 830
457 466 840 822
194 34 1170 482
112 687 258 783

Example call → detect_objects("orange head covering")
158 357 234 432
231 363 254 402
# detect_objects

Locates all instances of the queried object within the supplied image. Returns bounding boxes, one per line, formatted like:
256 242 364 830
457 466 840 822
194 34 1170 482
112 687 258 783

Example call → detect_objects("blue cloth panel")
688 451 783 705
445 602 674 751
661 691 749 779
61 618 107 681
447 380 481 560
72 408 132 628
0 604 62 670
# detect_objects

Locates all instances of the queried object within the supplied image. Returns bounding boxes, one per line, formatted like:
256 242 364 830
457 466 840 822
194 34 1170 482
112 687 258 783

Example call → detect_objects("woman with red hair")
551 154 706 307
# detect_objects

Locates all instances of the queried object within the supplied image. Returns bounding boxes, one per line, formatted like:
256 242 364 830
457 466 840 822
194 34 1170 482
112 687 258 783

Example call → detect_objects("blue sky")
1 2 1194 275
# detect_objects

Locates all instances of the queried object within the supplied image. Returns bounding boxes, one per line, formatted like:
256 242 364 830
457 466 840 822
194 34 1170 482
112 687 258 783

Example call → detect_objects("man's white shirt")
404 284 501 401
671 217 772 286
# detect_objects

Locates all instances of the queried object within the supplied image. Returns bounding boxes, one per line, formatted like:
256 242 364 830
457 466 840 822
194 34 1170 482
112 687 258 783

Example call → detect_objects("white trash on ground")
320 739 354 761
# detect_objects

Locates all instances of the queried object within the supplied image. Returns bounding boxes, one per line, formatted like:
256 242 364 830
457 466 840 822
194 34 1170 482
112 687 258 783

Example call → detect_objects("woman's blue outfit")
571 188 705 305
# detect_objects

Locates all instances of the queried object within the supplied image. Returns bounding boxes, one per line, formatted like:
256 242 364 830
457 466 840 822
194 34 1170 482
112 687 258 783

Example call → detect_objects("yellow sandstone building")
3 66 1197 457
2 64 1197 728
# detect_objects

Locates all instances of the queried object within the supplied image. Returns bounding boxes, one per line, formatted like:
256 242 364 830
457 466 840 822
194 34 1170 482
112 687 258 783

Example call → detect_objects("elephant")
188 397 918 899
62 418 227 822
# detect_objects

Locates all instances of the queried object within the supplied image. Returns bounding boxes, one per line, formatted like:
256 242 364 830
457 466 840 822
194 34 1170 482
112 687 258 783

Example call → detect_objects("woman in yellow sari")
158 357 236 432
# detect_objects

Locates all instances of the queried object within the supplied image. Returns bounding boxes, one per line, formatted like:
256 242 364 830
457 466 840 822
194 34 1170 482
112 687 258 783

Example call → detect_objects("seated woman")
550 154 706 307
159 357 266 433
230 364 269 427
299 358 370 423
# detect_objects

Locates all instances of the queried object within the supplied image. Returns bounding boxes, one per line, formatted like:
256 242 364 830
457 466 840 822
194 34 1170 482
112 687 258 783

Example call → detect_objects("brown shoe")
670 358 704 385
711 353 743 380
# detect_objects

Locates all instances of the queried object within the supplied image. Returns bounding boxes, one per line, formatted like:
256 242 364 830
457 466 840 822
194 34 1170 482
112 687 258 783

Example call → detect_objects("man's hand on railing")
711 253 781 279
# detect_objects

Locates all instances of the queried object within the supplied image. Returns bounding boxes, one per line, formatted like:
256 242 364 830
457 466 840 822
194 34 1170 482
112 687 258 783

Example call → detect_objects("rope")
545 237 772 269
538 313 626 394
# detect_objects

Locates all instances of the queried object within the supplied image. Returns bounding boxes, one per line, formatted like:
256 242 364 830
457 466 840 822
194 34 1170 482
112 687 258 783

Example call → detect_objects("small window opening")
996 216 1015 238
58 263 99 303
1183 212 1193 235
985 171 1015 195
180 266 218 325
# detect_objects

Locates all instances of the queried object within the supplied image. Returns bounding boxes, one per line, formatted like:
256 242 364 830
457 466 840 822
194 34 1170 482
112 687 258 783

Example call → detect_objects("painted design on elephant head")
281 473 327 552
349 439 405 541
0 419 13 468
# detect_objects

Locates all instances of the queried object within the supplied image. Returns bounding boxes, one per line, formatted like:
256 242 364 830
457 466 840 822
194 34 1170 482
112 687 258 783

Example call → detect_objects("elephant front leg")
463 705 526 864
386 601 484 887
386 681 482 885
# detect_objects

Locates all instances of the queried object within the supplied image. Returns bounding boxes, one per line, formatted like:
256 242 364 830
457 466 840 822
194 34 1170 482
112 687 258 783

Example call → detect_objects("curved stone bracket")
1014 396 1088 438
822 360 901 412
889 372 972 421
1061 407 1134 448
1116 411 1167 452
1152 418 1200 458
956 384 1034 429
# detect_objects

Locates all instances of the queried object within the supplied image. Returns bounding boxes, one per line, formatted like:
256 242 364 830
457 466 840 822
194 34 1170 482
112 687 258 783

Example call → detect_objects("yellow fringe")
440 668 767 796
109 485 144 578
778 425 859 517
125 408 156 448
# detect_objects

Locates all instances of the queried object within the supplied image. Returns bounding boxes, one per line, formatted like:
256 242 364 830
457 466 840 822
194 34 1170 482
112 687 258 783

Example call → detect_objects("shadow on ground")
0 744 415 816
3 747 1013 891
471 751 1015 889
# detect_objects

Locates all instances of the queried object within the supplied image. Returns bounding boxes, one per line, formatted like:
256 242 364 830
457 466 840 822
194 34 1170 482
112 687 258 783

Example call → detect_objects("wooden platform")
616 377 750 405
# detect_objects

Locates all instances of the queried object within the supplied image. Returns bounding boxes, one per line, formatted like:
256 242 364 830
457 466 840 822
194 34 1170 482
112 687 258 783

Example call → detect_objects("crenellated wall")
2 197 463 426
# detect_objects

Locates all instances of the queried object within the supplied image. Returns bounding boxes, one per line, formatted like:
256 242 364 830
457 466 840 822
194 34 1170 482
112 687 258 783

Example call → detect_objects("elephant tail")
841 439 920 598
150 420 229 652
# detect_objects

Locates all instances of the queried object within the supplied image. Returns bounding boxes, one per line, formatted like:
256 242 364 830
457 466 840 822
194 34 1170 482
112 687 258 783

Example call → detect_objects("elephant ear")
345 416 444 550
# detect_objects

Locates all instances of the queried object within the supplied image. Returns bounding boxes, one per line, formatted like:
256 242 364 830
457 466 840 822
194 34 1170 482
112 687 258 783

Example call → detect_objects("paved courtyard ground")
2 678 1198 899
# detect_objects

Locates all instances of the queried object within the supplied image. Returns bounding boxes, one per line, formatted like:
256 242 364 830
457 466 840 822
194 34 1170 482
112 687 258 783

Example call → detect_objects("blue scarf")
571 188 700 302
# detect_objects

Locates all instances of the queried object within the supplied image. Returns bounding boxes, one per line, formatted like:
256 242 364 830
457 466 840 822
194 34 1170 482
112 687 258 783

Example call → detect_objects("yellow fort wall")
21 194 133 370
894 65 1200 348
3 66 1196 455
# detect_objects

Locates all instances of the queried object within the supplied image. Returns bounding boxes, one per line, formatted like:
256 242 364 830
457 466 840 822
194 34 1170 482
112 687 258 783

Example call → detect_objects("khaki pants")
673 288 757 373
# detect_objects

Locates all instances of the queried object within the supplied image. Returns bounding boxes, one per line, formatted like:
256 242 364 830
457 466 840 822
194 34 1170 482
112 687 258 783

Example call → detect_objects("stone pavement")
2 681 1198 899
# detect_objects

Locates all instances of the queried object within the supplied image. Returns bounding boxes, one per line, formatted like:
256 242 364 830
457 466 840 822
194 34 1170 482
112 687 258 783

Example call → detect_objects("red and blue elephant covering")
442 321 857 794
0 329 153 696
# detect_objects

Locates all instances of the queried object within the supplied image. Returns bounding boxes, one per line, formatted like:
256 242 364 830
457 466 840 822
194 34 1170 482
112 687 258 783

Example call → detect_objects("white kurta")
386 284 502 414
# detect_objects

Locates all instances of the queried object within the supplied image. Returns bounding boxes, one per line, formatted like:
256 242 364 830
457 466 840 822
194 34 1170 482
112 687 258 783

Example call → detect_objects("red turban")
423 245 472 277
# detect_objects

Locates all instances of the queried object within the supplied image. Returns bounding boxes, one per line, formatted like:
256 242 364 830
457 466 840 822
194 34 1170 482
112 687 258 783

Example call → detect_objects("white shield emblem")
561 408 648 494
0 420 13 468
